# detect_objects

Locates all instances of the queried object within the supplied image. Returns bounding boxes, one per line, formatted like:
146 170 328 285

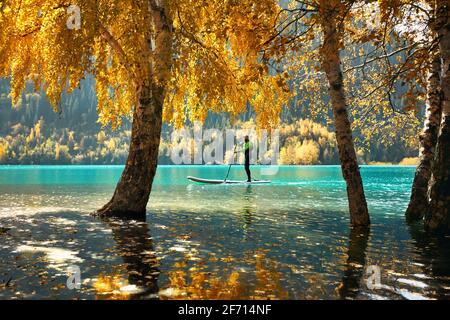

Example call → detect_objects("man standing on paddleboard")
243 135 252 182
232 135 252 182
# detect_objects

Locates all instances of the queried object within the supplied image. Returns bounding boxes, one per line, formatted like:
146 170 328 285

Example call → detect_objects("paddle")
224 145 237 182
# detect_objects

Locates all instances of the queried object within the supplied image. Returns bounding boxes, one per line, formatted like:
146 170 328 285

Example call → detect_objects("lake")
0 165 449 300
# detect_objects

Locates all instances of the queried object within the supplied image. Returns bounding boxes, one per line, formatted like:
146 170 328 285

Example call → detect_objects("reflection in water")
3 166 450 299
407 222 450 300
160 250 289 300
241 186 255 234
337 226 370 300
95 217 159 300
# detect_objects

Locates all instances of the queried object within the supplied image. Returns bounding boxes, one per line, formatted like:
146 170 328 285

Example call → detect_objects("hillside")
0 78 418 165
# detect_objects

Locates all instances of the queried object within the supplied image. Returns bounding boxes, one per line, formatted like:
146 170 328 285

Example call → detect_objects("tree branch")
98 24 130 70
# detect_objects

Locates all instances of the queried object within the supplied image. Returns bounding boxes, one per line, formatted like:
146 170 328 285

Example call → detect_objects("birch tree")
0 0 288 218
426 0 450 232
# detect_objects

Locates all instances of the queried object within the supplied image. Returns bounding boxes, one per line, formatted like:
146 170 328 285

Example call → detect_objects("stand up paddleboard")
187 176 270 185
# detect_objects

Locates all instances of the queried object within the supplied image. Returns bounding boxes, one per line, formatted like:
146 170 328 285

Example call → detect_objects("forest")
0 79 418 165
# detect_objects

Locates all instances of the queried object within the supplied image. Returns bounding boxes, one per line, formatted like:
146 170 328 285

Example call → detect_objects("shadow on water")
337 226 370 300
102 216 160 300
5 203 450 299
407 221 450 299
0 210 161 300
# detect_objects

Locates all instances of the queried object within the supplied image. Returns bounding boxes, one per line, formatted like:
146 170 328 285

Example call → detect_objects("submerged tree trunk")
96 84 164 218
96 1 173 218
319 0 370 226
426 0 450 233
406 52 443 221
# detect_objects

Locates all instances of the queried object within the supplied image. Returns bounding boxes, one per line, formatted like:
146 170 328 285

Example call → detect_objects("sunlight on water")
1 165 450 300
15 245 83 270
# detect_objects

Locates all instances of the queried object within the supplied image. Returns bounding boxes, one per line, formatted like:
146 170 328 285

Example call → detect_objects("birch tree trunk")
426 0 450 232
96 1 173 218
406 52 443 221
319 0 370 226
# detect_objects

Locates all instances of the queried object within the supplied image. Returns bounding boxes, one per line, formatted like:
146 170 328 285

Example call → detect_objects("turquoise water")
0 165 449 300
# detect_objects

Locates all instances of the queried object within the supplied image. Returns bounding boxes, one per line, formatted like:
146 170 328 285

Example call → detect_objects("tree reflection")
407 221 450 299
96 216 159 300
337 226 370 299
241 185 255 234
161 250 289 299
